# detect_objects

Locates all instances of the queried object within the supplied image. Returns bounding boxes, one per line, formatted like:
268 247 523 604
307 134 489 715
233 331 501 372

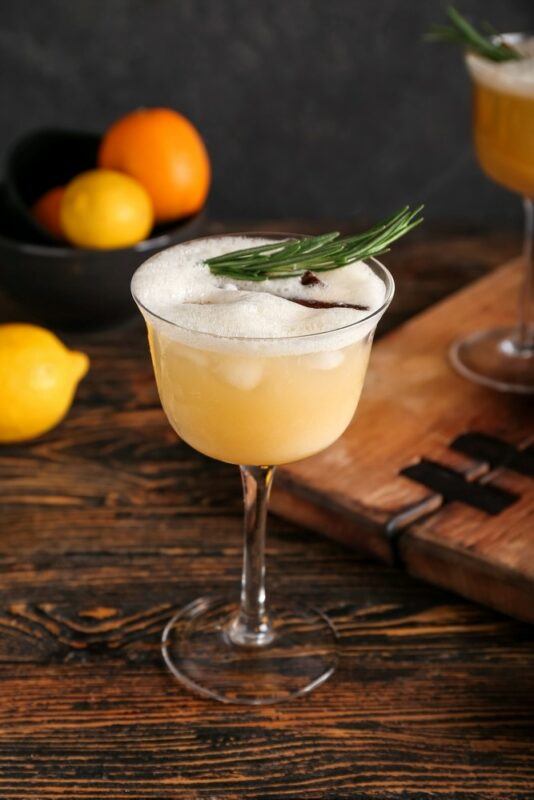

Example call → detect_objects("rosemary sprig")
206 205 424 282
426 6 522 62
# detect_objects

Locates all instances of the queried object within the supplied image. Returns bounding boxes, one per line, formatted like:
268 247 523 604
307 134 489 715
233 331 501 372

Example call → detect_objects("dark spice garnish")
300 270 324 287
285 298 369 311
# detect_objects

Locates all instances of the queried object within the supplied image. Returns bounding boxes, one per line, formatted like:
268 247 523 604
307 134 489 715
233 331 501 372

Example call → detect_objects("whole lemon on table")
0 324 89 443
99 107 211 222
61 169 154 249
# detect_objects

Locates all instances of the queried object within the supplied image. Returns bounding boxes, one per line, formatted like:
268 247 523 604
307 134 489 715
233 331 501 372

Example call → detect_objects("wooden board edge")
270 486 395 565
398 530 534 624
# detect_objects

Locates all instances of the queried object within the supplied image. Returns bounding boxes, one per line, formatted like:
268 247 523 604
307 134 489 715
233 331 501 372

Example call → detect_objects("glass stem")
517 197 534 352
227 465 275 647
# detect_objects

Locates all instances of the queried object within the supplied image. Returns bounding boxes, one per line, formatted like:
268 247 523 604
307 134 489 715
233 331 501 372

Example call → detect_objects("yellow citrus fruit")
60 169 154 249
0 324 89 443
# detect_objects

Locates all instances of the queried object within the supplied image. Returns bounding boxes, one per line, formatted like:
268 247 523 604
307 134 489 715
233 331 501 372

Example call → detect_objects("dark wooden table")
1 222 533 799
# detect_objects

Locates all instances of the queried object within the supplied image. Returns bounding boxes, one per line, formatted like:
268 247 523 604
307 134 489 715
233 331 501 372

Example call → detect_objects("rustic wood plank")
0 223 532 798
0 649 533 800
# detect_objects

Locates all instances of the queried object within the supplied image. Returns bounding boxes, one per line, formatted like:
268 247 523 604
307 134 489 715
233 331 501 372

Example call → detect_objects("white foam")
132 235 389 355
467 36 534 98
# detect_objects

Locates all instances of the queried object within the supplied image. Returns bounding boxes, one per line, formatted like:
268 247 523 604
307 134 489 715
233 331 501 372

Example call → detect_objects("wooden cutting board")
271 258 534 623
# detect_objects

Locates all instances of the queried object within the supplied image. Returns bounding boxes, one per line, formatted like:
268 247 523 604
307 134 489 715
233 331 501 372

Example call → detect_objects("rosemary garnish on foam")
205 205 423 282
426 6 522 63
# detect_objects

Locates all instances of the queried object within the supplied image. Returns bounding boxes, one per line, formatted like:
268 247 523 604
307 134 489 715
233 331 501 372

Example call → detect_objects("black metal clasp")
400 458 518 515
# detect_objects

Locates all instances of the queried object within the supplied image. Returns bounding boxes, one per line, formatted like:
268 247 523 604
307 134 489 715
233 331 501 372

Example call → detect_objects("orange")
32 186 66 240
98 108 210 223
60 169 154 250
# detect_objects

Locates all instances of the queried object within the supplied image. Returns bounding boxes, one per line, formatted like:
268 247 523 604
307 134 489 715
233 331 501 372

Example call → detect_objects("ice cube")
306 350 345 370
216 357 264 390
182 346 209 366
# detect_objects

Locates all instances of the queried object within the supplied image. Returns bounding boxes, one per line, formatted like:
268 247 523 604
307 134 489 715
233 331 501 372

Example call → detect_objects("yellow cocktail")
469 51 534 196
148 327 371 466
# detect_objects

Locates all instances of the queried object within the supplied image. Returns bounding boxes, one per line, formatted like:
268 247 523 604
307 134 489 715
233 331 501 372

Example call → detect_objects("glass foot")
161 595 338 705
450 326 534 394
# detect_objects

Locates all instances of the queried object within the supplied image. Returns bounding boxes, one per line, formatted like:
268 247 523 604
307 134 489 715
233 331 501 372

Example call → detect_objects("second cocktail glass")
132 233 394 705
450 34 534 393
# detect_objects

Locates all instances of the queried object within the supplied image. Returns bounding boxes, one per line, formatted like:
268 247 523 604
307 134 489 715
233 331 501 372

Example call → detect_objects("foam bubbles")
467 36 534 98
132 235 389 355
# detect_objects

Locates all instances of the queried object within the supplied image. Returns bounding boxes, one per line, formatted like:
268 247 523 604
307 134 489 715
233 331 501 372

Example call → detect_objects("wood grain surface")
0 222 532 799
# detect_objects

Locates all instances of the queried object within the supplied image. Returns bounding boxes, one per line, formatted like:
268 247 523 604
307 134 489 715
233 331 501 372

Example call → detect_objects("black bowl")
0 183 205 331
0 127 207 330
5 129 102 244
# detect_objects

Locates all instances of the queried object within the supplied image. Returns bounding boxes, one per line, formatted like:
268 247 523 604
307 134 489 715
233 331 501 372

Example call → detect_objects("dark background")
1 0 532 223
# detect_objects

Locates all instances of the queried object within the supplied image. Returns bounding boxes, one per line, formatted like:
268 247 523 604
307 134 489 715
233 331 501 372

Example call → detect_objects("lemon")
61 169 154 249
0 324 89 443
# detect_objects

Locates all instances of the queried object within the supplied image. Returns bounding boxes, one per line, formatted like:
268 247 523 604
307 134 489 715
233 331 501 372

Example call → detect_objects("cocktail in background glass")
132 232 395 705
450 34 534 393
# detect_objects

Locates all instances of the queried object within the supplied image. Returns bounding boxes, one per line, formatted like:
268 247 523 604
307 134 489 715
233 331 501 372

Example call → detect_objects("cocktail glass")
450 34 534 393
132 233 394 704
